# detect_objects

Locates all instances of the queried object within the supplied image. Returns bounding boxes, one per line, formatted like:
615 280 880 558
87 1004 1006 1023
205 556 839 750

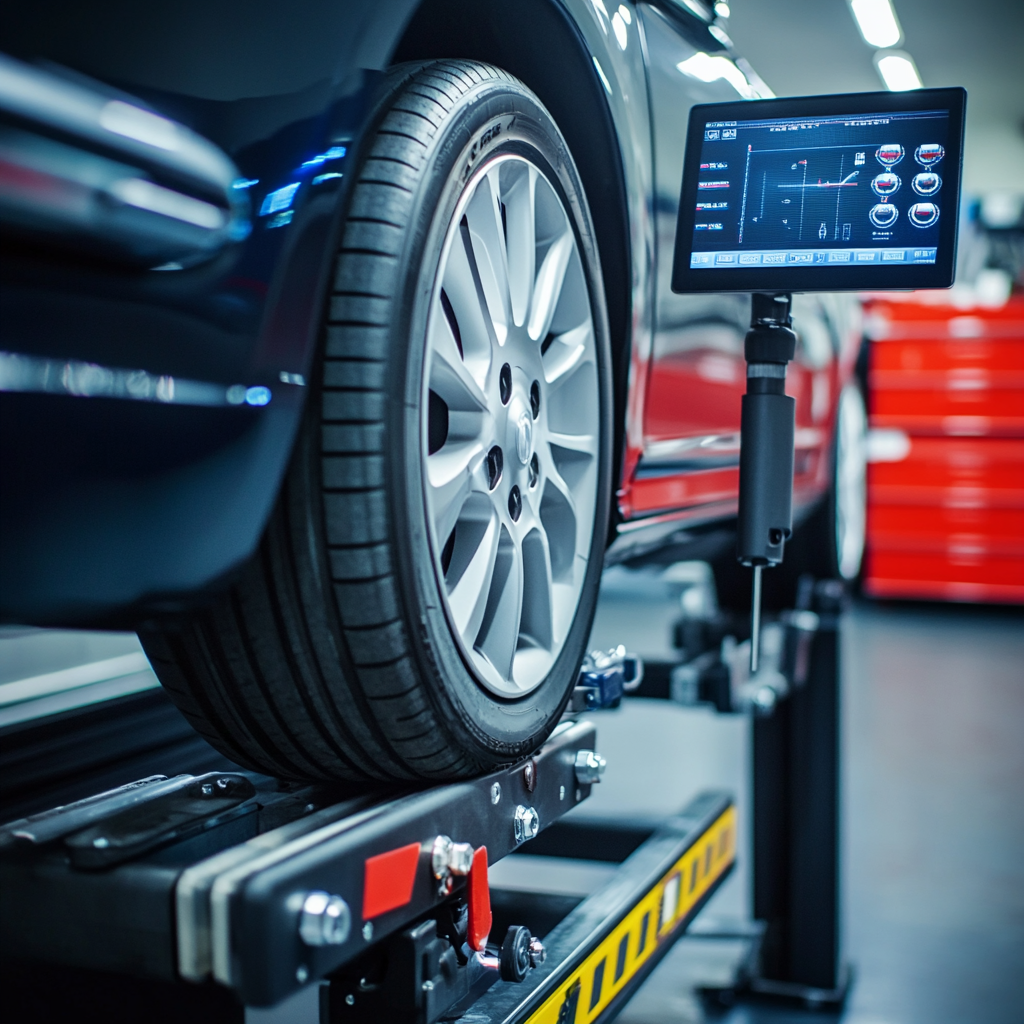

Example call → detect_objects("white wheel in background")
834 384 868 580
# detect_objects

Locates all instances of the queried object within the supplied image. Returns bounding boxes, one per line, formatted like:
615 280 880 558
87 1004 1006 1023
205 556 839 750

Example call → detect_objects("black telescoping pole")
737 292 797 672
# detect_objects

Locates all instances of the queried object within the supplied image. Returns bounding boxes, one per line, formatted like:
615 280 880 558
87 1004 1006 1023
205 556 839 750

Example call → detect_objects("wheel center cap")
515 412 533 465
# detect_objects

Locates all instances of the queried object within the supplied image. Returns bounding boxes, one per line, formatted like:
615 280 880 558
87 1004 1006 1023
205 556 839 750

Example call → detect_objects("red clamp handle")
466 845 492 952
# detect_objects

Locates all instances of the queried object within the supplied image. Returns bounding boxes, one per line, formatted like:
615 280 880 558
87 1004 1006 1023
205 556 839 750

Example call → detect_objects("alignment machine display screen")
672 89 965 292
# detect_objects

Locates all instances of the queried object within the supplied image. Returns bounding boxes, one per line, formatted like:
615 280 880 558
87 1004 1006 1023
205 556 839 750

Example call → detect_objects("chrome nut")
432 834 475 879
513 805 540 844
528 937 546 967
574 749 607 785
298 891 351 947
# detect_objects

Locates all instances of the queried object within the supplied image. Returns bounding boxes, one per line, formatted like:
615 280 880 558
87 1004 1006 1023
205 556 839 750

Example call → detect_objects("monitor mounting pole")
737 292 796 673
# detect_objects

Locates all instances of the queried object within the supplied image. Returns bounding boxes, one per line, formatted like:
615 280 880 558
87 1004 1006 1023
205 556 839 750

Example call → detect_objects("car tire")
139 61 613 782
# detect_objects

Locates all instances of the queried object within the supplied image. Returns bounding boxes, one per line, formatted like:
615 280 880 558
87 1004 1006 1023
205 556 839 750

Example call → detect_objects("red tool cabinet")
863 296 1024 603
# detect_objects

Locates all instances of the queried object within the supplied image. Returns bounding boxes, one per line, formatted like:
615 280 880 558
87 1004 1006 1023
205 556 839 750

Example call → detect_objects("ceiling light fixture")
849 0 903 48
874 50 922 91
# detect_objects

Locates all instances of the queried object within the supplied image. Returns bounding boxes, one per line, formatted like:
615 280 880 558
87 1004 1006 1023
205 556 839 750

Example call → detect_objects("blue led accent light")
245 386 272 406
301 146 347 169
259 183 300 216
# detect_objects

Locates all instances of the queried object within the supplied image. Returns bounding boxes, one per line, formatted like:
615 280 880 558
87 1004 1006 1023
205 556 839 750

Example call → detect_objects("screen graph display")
672 89 964 292
690 110 948 270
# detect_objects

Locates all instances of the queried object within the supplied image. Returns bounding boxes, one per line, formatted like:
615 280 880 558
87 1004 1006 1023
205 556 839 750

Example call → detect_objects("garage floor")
580 584 1024 1024
1 581 1021 1023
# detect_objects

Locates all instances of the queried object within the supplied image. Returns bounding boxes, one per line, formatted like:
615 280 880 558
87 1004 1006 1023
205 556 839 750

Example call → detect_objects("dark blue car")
0 0 864 780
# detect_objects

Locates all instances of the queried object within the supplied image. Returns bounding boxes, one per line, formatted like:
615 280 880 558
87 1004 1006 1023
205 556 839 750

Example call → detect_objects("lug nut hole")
499 364 512 405
529 454 539 489
508 485 522 522
530 381 540 418
486 446 503 490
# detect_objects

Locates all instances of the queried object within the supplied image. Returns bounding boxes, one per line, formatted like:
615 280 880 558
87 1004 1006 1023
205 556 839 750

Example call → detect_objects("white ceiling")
725 0 1024 196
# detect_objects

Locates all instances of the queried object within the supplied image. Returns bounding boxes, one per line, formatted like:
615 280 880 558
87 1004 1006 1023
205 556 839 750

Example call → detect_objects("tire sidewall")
383 72 613 761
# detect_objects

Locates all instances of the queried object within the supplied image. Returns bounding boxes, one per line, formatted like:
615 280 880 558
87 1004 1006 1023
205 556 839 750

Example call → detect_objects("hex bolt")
574 750 607 785
499 363 512 404
508 485 522 522
491 782 502 805
298 891 351 947
513 805 540 844
530 380 541 418
486 445 503 490
432 834 474 879
529 937 546 967
523 759 536 792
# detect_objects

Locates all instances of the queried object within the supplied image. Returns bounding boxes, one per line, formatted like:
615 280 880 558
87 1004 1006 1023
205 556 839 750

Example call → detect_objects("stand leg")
747 579 849 1005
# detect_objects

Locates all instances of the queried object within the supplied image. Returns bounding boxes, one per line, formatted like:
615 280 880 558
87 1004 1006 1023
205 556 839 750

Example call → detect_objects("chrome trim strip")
641 433 741 465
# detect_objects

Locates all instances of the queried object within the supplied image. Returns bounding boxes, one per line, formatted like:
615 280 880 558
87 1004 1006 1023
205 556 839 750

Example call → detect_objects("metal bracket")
569 646 645 711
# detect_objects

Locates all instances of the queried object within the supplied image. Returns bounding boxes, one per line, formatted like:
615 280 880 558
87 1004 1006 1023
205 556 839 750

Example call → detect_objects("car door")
629 3 755 521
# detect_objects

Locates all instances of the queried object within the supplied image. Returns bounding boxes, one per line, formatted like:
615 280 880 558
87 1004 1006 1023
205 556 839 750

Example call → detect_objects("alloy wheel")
422 154 599 697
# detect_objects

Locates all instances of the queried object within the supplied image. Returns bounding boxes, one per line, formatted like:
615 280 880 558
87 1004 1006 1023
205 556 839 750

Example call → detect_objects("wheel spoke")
518 528 554 652
446 505 501 641
443 223 500 361
527 229 573 342
546 429 598 458
474 527 523 682
428 445 482 544
428 309 489 413
502 162 537 328
464 171 511 345
541 321 591 384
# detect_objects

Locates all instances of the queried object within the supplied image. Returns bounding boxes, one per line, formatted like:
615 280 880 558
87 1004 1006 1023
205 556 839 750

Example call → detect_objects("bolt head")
574 749 607 785
298 891 351 947
448 841 474 876
508 485 522 522
523 760 536 792
491 782 502 805
529 937 547 967
513 804 540 843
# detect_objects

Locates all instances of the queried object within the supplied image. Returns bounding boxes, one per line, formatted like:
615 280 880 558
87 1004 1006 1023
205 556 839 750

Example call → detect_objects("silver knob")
529 937 546 967
298 891 351 947
574 749 607 784
513 805 540 844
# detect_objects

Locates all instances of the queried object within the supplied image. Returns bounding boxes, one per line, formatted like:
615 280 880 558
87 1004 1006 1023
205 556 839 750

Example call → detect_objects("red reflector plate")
363 841 421 920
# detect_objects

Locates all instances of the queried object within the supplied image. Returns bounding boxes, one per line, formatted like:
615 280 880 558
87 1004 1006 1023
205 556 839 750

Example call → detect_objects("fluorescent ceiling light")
849 0 902 48
875 50 922 91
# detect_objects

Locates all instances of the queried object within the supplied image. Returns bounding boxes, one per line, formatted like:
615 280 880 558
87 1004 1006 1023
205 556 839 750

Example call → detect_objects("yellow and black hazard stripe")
524 805 737 1024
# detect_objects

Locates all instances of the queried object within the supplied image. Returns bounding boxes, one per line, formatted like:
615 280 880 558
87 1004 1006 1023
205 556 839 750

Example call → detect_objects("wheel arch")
391 0 633 527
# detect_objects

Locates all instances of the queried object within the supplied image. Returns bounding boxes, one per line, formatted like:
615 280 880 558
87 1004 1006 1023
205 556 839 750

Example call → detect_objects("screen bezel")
671 87 966 293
